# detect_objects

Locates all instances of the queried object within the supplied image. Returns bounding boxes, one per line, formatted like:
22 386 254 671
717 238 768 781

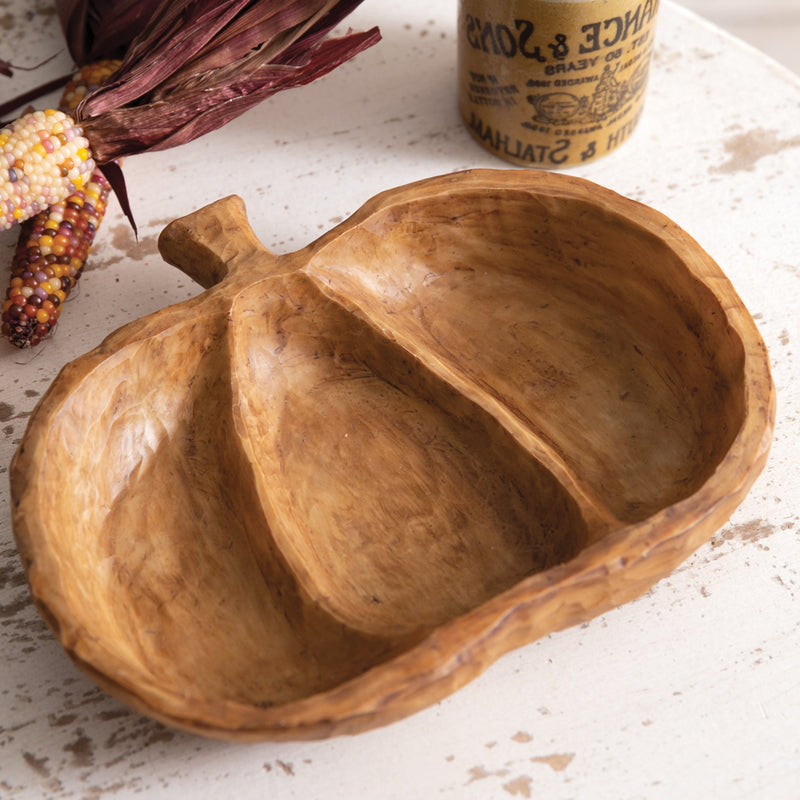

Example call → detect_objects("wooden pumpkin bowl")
11 170 774 740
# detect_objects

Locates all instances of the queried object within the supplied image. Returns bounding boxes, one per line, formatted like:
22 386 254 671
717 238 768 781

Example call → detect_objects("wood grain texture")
10 169 775 741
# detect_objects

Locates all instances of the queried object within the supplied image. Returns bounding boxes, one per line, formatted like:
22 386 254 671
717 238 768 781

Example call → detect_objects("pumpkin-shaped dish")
10 169 774 740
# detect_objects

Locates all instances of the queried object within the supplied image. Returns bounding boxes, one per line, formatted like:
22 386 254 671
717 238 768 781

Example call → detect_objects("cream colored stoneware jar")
458 0 660 167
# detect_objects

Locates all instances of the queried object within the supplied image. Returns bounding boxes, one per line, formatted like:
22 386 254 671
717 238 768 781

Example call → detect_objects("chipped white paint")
1 1 799 798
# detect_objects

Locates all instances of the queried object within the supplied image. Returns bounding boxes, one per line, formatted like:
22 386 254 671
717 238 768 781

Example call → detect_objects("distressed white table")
1 2 799 798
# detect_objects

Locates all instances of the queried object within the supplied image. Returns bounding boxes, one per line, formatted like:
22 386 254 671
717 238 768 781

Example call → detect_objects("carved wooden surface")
10 171 774 740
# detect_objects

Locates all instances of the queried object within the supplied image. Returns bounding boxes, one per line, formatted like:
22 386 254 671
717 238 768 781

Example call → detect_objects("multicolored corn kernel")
1 109 96 231
1 172 111 347
2 61 121 348
60 61 121 113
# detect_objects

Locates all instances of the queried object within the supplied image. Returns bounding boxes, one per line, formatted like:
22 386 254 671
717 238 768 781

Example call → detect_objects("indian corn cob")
2 61 119 348
0 109 95 231
2 1 380 344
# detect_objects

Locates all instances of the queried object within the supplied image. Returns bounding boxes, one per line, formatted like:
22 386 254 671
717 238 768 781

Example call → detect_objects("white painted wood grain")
679 0 800 72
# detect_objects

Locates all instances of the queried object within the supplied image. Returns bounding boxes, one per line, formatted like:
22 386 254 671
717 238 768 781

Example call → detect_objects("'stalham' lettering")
468 112 570 164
